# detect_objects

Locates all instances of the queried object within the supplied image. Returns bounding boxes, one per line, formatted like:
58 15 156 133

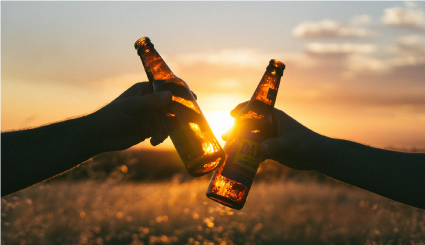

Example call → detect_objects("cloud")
374 35 425 73
381 5 425 30
350 34 425 72
351 56 394 74
169 49 275 69
301 35 425 77
305 43 376 56
288 86 425 108
293 15 378 39
393 35 425 56
302 43 382 75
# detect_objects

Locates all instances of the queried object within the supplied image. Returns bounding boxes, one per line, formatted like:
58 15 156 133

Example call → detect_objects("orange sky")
2 2 425 150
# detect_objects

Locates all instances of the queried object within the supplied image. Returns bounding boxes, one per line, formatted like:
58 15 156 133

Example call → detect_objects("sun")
203 110 235 144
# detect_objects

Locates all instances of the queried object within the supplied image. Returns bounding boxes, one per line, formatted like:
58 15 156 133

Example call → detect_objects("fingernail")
221 134 227 141
160 91 172 105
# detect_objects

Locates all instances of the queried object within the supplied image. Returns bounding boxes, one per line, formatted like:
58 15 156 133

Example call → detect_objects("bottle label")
221 129 264 188
267 88 277 101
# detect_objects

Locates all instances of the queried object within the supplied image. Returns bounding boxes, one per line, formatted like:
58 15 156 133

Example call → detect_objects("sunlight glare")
204 110 235 144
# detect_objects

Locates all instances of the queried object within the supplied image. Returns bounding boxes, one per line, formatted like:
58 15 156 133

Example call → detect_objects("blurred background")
2 2 425 244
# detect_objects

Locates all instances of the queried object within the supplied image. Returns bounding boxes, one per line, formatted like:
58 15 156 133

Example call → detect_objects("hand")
88 82 172 152
224 102 328 171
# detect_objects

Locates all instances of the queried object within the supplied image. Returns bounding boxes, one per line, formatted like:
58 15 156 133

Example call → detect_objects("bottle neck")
135 40 175 82
249 68 282 108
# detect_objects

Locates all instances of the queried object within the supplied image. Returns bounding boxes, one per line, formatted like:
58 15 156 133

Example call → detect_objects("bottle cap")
267 59 285 76
134 37 153 50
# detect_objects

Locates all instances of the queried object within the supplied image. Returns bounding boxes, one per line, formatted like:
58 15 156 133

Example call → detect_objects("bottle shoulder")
165 77 188 88
235 101 277 139
238 100 273 117
152 77 189 90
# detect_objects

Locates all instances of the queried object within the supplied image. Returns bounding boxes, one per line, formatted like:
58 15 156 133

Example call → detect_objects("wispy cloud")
169 49 274 69
293 15 378 39
305 43 376 58
298 32 425 77
381 3 425 31
393 35 425 57
298 43 389 75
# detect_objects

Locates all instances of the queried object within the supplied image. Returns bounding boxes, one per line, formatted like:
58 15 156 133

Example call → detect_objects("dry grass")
2 179 425 245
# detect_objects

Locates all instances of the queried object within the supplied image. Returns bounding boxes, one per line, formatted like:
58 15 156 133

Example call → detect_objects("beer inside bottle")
134 37 225 176
206 59 285 209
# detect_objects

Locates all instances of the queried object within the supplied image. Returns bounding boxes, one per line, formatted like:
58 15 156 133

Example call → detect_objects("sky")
2 1 425 150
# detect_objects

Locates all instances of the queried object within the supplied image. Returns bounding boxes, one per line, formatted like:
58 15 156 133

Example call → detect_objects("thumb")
259 136 294 157
230 101 249 118
221 126 234 141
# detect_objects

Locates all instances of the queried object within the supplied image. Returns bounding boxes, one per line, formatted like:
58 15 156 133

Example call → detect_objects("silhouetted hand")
1 82 172 196
224 102 326 171
224 102 425 209
89 82 172 151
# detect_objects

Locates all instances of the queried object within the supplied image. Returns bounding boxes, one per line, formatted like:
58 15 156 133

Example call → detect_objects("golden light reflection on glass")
173 96 201 114
197 157 222 174
238 111 264 120
147 57 174 81
253 77 276 106
135 37 174 81
189 122 216 154
189 122 201 131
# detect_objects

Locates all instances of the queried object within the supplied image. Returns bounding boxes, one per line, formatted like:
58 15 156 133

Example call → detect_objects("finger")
150 124 169 146
230 101 249 118
221 126 234 141
139 82 155 96
116 82 153 100
150 132 169 146
191 91 197 100
123 91 172 115
142 91 173 110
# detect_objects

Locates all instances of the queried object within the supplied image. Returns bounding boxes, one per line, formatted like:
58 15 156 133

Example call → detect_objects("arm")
228 103 425 209
1 82 172 196
316 138 425 209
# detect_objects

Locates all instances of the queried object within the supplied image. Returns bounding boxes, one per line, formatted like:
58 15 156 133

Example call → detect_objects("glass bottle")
134 37 225 176
206 59 285 209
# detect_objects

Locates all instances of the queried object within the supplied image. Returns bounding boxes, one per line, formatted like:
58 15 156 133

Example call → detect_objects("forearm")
317 137 425 209
1 115 102 196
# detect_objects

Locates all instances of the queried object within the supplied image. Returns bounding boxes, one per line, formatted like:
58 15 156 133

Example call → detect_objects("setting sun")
204 110 235 145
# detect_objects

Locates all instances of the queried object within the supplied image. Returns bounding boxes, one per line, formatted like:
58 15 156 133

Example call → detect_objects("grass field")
2 178 425 245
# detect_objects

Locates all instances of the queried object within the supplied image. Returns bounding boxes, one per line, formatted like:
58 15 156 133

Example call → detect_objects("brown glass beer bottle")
206 59 285 209
134 37 225 176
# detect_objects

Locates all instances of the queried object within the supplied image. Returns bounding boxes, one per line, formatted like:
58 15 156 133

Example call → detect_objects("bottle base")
186 153 224 177
206 193 244 210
